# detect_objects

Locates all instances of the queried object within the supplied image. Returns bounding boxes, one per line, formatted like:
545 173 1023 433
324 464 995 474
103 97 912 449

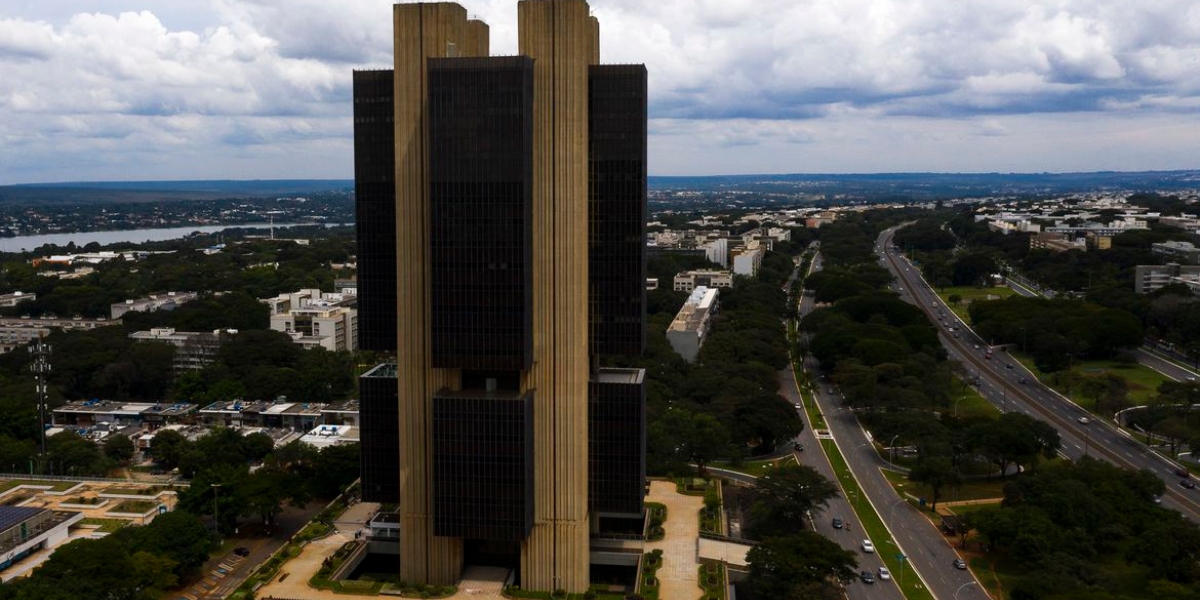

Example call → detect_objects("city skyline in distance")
3 0 1200 184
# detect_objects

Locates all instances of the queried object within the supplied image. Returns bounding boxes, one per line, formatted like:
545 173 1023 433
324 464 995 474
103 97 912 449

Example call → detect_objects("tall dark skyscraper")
353 0 646 592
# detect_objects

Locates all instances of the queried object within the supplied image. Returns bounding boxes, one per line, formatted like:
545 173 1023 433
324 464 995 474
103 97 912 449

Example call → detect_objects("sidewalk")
644 480 703 600
256 531 355 600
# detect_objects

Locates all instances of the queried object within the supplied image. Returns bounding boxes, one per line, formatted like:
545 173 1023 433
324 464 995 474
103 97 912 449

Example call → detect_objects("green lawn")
1013 355 1171 406
934 286 1017 321
951 378 1002 419
0 479 77 493
78 518 128 533
711 455 797 478
108 500 157 514
881 469 1007 505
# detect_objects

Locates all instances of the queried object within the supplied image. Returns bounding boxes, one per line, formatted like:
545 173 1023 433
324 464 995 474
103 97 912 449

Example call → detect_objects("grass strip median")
820 436 936 600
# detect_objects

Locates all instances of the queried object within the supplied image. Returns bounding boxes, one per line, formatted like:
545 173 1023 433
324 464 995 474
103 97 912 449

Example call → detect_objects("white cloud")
1 0 1199 183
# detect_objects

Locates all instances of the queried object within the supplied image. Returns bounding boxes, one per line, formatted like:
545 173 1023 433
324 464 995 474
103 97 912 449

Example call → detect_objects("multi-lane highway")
877 227 1200 522
792 253 986 600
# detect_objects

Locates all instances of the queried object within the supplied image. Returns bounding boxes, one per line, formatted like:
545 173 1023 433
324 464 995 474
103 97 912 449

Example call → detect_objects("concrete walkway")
645 479 704 600
257 531 355 600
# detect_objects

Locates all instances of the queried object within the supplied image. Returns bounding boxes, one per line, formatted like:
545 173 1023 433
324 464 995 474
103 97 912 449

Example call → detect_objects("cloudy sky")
2 0 1200 183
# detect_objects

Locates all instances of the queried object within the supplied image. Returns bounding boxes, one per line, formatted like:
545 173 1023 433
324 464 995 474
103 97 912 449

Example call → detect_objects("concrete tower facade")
517 1 597 591
354 0 646 593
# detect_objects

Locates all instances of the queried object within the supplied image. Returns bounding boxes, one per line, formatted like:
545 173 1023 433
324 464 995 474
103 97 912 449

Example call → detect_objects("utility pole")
28 337 51 462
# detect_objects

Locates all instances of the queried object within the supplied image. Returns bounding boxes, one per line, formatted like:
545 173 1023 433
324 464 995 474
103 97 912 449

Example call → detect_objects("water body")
0 223 346 253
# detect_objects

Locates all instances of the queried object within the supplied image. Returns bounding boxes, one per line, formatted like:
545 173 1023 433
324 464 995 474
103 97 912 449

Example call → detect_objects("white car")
878 566 891 580
1078 416 1090 424
861 539 875 553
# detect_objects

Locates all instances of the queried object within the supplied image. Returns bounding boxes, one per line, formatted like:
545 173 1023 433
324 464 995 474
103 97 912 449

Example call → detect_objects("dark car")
832 517 844 529
860 570 875 584
1181 479 1196 490
234 546 251 557
1175 468 1190 479
793 442 804 452
953 558 968 570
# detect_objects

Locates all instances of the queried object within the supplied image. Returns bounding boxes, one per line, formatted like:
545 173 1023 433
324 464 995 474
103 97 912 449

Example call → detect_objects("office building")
110 292 198 320
263 289 358 351
666 286 719 362
1152 241 1200 265
353 0 646 592
673 270 733 292
1135 263 1200 294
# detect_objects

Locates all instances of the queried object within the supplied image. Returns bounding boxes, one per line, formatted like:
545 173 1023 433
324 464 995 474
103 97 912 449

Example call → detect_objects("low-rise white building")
731 243 764 277
111 292 199 320
666 286 719 363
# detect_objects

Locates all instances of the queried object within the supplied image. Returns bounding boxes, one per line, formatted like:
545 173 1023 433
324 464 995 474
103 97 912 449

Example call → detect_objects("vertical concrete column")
393 2 487 586
518 0 597 592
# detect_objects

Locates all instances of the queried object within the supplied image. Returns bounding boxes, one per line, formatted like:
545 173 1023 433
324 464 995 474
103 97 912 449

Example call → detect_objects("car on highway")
234 546 251 557
1181 479 1196 490
953 558 967 570
1175 468 1190 478
1019 377 1027 384
1078 416 1090 424
878 566 891 580
861 539 875 553
832 517 844 529
860 570 875 584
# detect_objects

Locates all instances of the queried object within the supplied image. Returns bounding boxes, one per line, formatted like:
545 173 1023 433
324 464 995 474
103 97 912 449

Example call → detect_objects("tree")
908 456 962 511
745 463 839 539
241 466 308 529
148 428 188 470
103 434 136 463
46 431 109 476
682 413 729 476
948 293 962 306
132 510 215 578
745 532 858 599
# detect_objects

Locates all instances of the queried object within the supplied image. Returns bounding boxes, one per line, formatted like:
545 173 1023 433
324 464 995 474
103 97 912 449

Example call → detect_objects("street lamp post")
889 434 900 464
28 338 51 463
211 483 221 534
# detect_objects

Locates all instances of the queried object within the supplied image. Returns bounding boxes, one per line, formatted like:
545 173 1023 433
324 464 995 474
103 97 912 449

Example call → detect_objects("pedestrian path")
644 479 703 600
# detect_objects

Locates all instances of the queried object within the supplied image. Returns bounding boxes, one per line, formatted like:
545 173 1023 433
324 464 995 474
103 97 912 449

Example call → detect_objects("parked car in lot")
861 539 875 553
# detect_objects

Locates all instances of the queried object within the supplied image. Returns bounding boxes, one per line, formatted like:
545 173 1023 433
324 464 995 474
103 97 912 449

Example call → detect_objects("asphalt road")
777 366 906 600
877 227 1200 522
795 284 985 600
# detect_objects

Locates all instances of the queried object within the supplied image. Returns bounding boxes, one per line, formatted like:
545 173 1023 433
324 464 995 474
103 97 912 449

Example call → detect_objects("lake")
0 223 347 253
